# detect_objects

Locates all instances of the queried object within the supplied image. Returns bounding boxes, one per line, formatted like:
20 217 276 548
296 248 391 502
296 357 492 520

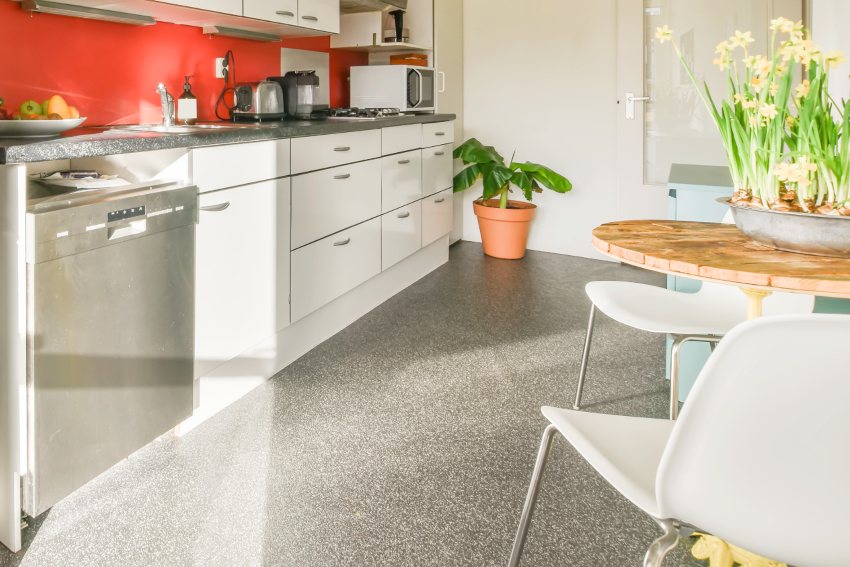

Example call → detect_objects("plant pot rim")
721 197 850 220
473 198 537 210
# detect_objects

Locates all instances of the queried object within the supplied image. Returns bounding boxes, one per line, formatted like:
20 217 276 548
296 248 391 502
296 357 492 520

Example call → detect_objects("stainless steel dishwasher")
23 181 197 516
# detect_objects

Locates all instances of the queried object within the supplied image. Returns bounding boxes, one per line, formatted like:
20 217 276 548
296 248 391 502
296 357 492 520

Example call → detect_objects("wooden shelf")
331 42 432 53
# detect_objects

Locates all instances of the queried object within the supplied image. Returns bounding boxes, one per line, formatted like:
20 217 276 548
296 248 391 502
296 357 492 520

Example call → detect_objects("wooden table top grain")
592 220 850 298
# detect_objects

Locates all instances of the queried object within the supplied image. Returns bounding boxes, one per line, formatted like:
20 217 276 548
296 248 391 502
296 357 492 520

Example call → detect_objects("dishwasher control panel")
107 206 146 223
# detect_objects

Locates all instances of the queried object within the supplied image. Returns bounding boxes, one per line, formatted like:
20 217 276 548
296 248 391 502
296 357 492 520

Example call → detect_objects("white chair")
573 280 814 419
511 314 850 567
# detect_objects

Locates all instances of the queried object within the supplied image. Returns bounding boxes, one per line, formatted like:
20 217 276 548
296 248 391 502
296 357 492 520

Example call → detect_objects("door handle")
625 92 651 120
334 146 351 152
302 15 318 21
275 10 294 16
333 237 351 246
398 159 411 165
333 173 351 180
434 132 446 137
397 211 411 218
438 71 446 94
434 151 446 156
434 197 446 203
200 201 231 212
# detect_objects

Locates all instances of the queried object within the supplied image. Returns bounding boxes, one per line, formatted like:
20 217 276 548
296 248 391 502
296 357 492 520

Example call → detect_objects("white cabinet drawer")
422 121 455 147
382 150 422 213
291 130 381 174
244 0 298 24
291 218 381 322
195 179 291 378
192 139 291 193
382 124 422 155
292 159 382 249
298 0 340 33
422 188 453 246
422 143 453 197
382 202 422 271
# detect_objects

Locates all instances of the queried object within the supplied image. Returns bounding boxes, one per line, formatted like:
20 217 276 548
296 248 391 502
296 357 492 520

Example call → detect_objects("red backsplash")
0 1 366 125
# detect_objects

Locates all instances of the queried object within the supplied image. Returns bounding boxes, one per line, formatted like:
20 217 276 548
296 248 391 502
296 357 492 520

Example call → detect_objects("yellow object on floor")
692 534 787 567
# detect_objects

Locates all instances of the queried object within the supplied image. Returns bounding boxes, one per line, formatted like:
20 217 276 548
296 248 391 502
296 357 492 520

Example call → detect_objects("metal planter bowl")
720 197 850 258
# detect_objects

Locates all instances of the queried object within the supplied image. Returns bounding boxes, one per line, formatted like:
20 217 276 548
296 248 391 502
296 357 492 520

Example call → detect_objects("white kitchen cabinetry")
297 0 340 33
382 124 423 155
157 0 241 16
421 188 453 246
382 202 422 270
291 130 381 174
291 159 382 249
195 179 291 379
291 218 382 322
243 0 298 24
422 143 453 197
422 121 455 147
382 150 422 213
192 140 290 193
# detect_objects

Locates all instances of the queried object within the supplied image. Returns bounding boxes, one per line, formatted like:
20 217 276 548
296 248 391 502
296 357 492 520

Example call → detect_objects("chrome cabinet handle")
398 159 411 165
397 211 411 218
334 173 351 180
333 238 351 246
334 146 351 152
275 10 294 16
434 151 446 156
200 201 231 212
435 132 446 136
302 15 318 21
434 197 446 203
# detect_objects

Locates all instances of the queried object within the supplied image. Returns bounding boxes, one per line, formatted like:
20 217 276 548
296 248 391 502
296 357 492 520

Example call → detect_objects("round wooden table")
593 220 850 319
593 220 850 567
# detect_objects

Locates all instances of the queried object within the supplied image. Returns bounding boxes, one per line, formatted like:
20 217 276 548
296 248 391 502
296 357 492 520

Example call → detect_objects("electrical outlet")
215 57 227 79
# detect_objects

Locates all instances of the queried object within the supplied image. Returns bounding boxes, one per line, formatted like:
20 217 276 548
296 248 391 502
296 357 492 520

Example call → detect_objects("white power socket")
215 57 228 79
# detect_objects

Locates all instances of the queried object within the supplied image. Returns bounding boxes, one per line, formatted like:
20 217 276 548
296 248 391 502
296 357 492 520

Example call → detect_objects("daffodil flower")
730 30 755 49
759 103 778 120
824 50 846 70
795 79 810 100
655 25 673 44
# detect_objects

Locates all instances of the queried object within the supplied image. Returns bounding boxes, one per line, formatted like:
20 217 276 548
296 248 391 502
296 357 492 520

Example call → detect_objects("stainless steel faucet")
156 83 175 127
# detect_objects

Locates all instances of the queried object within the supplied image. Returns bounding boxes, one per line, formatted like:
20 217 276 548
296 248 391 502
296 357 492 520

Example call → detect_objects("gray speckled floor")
1 242 704 567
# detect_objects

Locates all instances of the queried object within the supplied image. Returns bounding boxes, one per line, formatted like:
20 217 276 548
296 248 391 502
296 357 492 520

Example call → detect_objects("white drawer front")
422 121 455 147
291 218 381 322
382 202 422 271
291 130 380 174
292 159 382 249
192 139 291 193
243 0 298 24
382 150 423 213
422 143 453 197
382 124 423 155
422 189 453 246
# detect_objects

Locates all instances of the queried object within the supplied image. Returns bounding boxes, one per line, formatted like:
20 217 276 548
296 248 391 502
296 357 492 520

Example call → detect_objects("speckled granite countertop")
0 113 456 165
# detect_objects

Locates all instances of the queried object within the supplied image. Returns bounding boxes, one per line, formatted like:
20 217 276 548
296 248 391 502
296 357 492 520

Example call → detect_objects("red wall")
0 0 366 125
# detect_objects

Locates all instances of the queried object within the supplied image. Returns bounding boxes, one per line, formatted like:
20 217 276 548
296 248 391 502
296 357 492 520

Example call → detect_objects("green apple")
42 100 50 116
20 100 42 116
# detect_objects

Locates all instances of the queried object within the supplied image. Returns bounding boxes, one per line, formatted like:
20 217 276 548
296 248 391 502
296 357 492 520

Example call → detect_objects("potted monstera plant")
453 138 572 259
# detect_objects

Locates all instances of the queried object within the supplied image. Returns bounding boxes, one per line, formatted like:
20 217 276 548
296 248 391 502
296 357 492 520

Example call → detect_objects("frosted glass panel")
643 1 771 185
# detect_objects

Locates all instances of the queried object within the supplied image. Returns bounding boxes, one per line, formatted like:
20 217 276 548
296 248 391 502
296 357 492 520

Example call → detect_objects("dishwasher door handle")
108 219 147 241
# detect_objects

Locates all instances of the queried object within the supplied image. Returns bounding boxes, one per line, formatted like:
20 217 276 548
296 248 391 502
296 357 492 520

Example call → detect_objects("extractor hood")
340 0 408 14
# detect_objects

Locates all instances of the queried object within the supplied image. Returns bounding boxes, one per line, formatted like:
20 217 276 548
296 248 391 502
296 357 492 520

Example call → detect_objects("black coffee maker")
268 71 328 120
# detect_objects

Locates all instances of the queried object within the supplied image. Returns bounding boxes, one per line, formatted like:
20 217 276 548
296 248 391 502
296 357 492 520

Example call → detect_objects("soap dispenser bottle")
177 76 198 125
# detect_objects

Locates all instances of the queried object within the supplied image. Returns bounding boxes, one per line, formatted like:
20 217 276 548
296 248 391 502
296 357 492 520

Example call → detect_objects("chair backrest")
656 314 850 567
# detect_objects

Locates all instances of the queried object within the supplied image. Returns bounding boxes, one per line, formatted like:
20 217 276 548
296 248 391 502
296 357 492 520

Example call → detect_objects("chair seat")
542 406 674 518
585 281 743 336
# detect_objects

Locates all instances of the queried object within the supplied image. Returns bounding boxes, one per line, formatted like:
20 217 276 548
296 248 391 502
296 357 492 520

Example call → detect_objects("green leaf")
482 164 514 201
453 138 504 165
453 164 481 193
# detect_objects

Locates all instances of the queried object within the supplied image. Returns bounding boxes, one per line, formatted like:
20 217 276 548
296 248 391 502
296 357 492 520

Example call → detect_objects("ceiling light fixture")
202 26 281 42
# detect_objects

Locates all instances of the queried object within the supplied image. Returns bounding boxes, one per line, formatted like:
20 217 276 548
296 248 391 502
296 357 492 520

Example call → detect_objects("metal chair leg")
573 304 597 410
643 518 679 567
508 424 559 567
670 335 723 420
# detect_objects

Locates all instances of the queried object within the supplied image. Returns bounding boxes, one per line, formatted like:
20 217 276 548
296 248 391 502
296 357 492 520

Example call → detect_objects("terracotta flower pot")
473 199 537 259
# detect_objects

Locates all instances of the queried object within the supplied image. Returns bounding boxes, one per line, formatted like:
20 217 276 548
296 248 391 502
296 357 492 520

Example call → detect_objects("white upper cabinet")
243 0 299 25
157 0 242 16
298 0 340 33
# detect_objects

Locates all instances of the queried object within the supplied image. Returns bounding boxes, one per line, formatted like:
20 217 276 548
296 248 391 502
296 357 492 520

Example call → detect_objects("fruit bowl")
0 117 86 138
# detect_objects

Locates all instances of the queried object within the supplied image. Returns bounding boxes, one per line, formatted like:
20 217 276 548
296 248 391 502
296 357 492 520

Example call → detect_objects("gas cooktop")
326 107 405 120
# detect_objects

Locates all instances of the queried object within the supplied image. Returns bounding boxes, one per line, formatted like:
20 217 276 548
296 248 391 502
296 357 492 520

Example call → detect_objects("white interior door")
616 0 803 217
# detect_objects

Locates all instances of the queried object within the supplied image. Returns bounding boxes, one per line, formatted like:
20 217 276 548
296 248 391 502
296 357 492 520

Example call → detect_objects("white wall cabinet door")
157 0 242 16
195 179 291 379
422 143 453 197
243 0 299 24
382 202 422 270
297 0 340 33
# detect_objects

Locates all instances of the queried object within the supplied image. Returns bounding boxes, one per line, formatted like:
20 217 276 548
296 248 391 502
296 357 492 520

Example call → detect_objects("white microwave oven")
350 65 436 112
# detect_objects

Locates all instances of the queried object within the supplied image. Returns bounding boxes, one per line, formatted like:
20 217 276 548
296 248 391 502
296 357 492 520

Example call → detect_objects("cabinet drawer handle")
434 151 446 156
333 237 351 247
200 201 231 212
302 15 319 21
397 211 411 219
434 132 446 136
334 173 351 180
398 159 411 165
275 10 294 16
334 146 351 152
434 197 446 203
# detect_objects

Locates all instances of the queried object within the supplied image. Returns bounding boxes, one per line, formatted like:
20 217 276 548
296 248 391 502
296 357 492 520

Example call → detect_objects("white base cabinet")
422 188 453 246
422 143 454 198
291 218 382 323
195 179 291 379
382 202 422 270
382 150 423 213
